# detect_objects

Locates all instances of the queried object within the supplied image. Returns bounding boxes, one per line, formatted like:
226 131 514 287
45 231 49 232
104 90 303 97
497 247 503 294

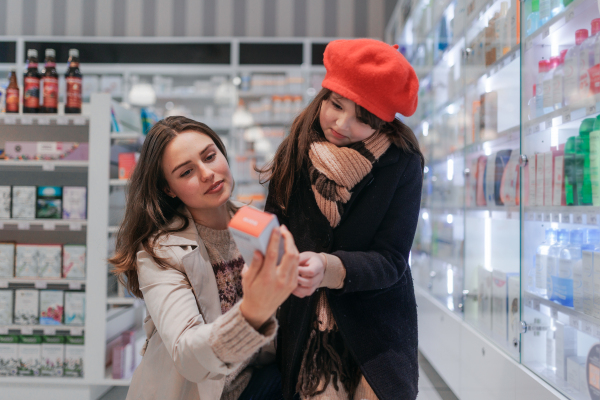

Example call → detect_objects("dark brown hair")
259 88 424 214
108 116 236 298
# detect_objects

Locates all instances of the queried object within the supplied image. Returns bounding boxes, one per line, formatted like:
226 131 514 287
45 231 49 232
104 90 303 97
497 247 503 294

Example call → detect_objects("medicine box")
0 290 13 325
0 242 15 277
62 245 86 279
37 244 62 278
64 336 84 377
64 292 85 326
14 289 39 325
36 186 62 219
0 186 11 218
39 291 64 325
17 335 42 376
41 336 64 377
11 186 36 219
228 206 283 265
62 186 87 220
15 244 38 278
0 335 19 376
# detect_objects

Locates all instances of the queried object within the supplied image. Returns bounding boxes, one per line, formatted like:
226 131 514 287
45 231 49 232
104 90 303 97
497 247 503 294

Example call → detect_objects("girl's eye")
332 101 342 110
205 153 216 162
180 169 191 177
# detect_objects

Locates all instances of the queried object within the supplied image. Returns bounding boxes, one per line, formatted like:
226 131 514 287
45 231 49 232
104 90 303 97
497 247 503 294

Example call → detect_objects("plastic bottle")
548 229 570 302
529 84 537 120
535 228 557 297
5 70 19 113
556 229 583 307
564 29 590 108
536 60 549 117
543 57 557 114
550 0 564 17
590 115 600 206
539 0 551 26
579 229 600 314
577 118 595 205
41 48 58 114
65 49 82 114
553 49 568 110
526 0 540 36
23 49 40 113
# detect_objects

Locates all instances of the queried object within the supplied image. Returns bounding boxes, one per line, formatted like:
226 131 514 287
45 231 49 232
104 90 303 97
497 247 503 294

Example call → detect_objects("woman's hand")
239 225 299 330
292 251 325 298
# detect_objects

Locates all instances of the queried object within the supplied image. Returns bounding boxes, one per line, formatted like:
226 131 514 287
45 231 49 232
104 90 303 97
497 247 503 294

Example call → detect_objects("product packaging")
0 290 13 325
62 186 87 219
478 266 493 331
0 242 15 277
11 186 36 219
0 335 19 376
40 336 64 377
544 152 554 206
0 186 11 218
15 244 38 278
118 153 139 180
37 244 62 278
64 336 84 377
39 290 64 325
228 206 283 265
36 186 62 219
536 153 545 206
499 151 520 206
14 289 39 325
64 292 85 326
555 322 577 381
567 355 587 392
17 335 42 376
4 142 89 161
62 245 86 279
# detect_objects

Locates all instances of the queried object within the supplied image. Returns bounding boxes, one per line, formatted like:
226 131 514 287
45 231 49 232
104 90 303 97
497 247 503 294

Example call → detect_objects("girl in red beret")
261 38 424 400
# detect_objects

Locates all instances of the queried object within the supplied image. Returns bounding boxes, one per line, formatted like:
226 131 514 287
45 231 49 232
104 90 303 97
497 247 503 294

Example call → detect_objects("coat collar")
154 207 200 247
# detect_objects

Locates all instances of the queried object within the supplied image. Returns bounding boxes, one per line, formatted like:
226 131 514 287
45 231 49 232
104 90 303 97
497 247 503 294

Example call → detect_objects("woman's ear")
164 186 176 198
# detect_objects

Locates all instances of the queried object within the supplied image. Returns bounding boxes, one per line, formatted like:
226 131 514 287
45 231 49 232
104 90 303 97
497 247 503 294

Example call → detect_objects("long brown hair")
109 116 236 298
259 88 424 214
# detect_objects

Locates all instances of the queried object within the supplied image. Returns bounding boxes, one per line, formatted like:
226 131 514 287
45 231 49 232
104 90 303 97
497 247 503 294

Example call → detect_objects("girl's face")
162 130 233 212
319 92 376 146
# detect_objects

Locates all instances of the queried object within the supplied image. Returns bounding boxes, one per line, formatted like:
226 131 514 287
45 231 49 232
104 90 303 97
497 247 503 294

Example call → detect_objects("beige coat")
126 208 277 400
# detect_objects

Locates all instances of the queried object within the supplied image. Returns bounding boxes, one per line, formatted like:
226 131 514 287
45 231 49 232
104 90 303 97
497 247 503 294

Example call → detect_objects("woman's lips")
331 129 346 139
205 180 224 194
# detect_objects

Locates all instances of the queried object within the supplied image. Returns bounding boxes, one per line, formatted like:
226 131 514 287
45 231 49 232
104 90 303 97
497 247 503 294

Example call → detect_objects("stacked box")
64 336 84 377
0 335 19 376
0 290 13 325
17 335 42 376
36 186 62 219
65 292 85 326
63 245 86 279
11 186 36 219
62 187 87 220
0 186 11 218
15 245 38 278
37 245 62 278
41 336 64 377
39 291 64 325
14 289 39 325
0 243 15 277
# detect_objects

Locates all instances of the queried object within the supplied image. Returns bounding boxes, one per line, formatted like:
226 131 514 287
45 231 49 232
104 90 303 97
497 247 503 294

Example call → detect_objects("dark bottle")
65 49 82 114
5 70 19 113
23 49 40 113
41 48 58 114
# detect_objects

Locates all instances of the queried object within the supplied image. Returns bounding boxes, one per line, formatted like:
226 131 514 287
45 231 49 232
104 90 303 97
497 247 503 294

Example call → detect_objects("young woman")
262 39 424 400
110 116 299 400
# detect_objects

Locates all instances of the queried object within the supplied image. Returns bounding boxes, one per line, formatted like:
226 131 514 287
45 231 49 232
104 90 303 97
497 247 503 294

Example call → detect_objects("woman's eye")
180 169 191 177
205 153 216 162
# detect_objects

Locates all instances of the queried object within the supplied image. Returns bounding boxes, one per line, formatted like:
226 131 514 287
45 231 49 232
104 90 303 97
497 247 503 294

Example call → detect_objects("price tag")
567 10 575 22
0 222 4 230
0 281 8 289
544 213 551 222
533 299 541 311
3 116 16 124
589 214 598 225
71 327 84 336
17 222 30 230
543 28 550 39
34 281 47 289
527 212 535 221
57 117 68 125
20 116 32 125
570 316 580 330
552 213 561 223
534 124 541 133
563 112 572 123
583 321 594 335
42 162 55 171
43 327 56 335
546 119 553 129
588 105 597 115
42 222 55 230
68 281 82 290
536 213 543 222
37 117 50 125
69 222 82 231
561 213 571 224
74 117 86 125
0 327 8 335
551 308 558 319
574 213 584 224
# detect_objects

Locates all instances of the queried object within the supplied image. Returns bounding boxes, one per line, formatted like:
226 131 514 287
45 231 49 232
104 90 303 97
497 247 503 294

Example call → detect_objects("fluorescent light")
422 121 429 136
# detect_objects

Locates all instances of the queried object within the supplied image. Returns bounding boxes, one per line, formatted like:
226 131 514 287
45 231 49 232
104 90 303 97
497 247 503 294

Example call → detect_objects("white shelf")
110 132 144 140
0 160 89 168
0 114 88 126
0 377 84 383
0 325 84 335
0 278 85 289
109 179 128 186
108 226 119 234
103 365 132 386
523 206 600 225
0 219 87 230
107 297 138 306
522 0 587 45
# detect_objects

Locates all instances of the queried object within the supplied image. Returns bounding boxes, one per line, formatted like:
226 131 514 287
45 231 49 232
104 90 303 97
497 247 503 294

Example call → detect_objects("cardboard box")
11 186 36 219
17 335 42 376
62 187 87 220
41 336 64 377
39 291 64 325
64 336 84 377
0 335 19 376
62 245 86 279
15 245 38 278
4 142 89 161
228 206 283 265
37 244 62 278
0 290 13 325
478 266 493 332
14 289 39 325
36 186 62 219
118 153 139 180
0 186 11 218
0 242 15 278
64 292 85 326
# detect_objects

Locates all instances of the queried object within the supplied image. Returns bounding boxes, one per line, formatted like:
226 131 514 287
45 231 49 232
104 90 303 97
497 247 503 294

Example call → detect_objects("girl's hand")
239 225 299 330
292 251 325 298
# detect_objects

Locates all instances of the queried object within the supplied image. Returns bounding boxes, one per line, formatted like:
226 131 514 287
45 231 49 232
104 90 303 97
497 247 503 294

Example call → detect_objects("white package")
0 335 19 376
14 289 39 325
17 336 42 376
0 290 13 325
0 186 10 218
62 245 86 279
11 186 36 219
567 356 587 392
64 292 85 326
0 243 15 278
37 245 62 278
62 187 87 220
555 322 577 381
478 266 493 332
64 336 84 377
15 245 38 278
41 337 64 377
39 291 64 325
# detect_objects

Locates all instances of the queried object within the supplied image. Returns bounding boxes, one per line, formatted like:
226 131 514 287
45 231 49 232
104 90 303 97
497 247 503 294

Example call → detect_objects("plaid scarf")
308 133 392 228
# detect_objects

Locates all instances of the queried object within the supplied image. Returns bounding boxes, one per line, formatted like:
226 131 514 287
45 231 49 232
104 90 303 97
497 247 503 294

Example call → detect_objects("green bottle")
565 137 580 205
590 115 600 205
578 118 595 205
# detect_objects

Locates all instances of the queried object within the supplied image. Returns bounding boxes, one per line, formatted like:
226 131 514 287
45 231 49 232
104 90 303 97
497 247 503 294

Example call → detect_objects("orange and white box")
228 206 283 265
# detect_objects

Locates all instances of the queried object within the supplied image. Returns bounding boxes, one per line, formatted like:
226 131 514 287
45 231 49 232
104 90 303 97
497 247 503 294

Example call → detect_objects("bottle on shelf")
550 0 564 17
547 228 570 302
5 70 19 113
579 229 599 315
564 135 585 205
553 50 567 110
539 0 551 27
65 49 82 114
577 118 594 206
41 48 58 114
543 56 558 114
23 49 40 114
535 228 557 297
564 29 590 109
536 59 549 117
556 229 583 308
526 0 540 36
495 2 509 58
590 115 600 205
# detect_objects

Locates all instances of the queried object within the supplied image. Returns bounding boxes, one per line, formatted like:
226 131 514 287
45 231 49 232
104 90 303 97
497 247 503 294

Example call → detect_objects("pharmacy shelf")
522 0 587 44
0 219 87 231
0 160 89 169
103 366 132 386
109 179 128 187
0 325 84 335
110 132 144 140
0 278 85 289
107 297 138 306
0 114 88 126
107 226 119 234
523 206 600 225
0 377 84 383
238 91 305 98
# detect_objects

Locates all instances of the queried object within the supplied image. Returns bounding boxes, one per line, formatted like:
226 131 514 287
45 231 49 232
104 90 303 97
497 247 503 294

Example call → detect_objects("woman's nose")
337 113 351 130
198 163 214 182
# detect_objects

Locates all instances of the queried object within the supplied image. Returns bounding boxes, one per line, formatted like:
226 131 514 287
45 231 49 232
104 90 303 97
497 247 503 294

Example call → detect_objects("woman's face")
162 130 233 211
319 92 376 146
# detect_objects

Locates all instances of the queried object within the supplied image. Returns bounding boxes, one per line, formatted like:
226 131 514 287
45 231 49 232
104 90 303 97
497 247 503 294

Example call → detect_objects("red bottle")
65 49 82 114
23 49 40 113
5 70 19 113
41 48 58 114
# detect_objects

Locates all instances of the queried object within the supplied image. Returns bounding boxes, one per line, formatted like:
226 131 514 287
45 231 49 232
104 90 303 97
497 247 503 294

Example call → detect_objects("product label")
565 56 578 105
23 77 39 109
552 275 574 307
5 88 18 112
41 77 58 109
66 77 82 109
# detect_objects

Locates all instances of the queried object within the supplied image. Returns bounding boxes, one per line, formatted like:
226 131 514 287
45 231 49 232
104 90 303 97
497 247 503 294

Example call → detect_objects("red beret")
321 39 419 122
